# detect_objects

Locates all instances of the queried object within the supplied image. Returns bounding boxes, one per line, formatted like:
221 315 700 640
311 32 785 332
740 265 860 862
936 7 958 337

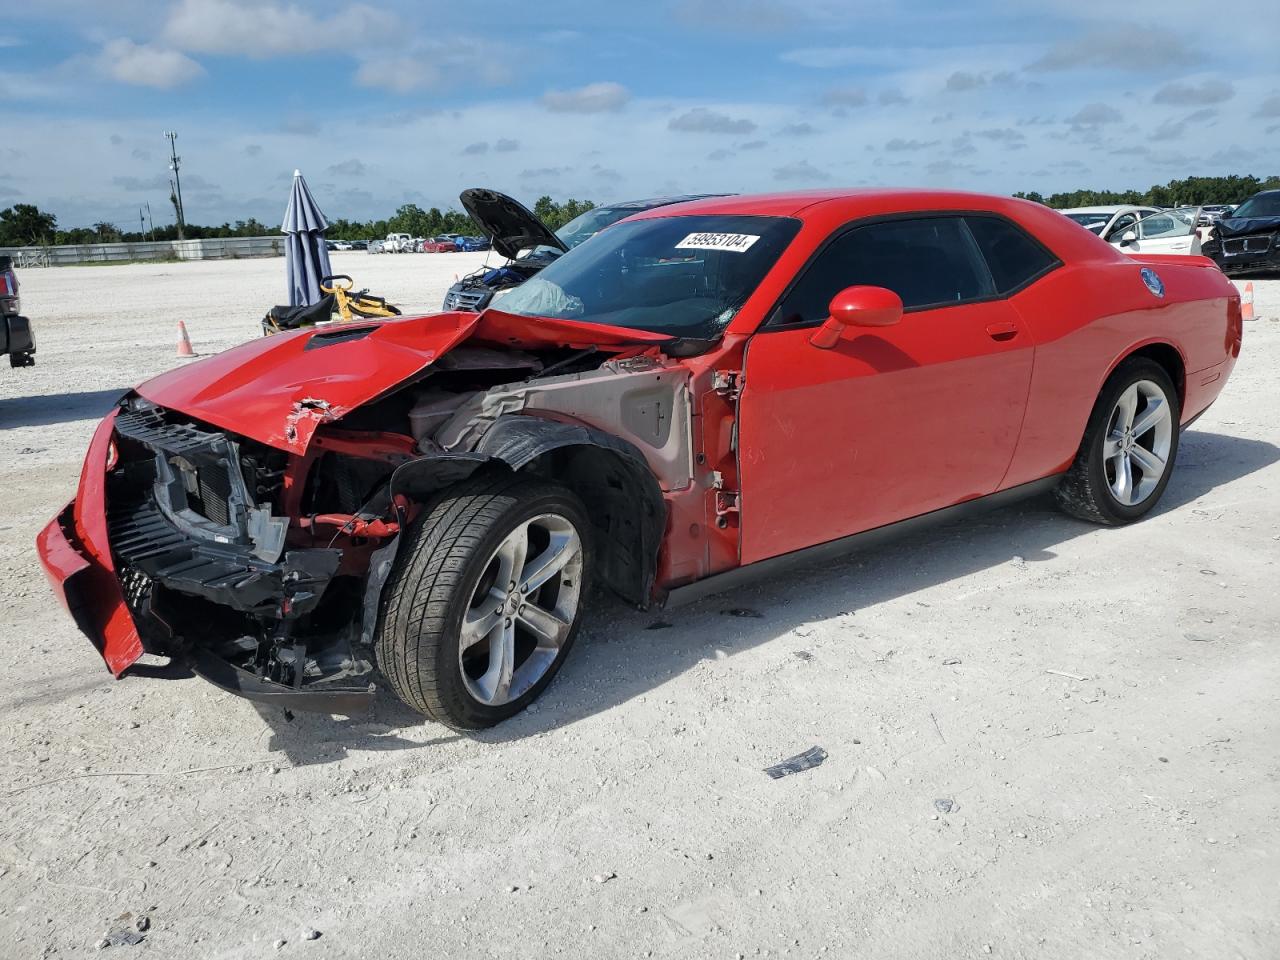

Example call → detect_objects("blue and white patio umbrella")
282 169 333 306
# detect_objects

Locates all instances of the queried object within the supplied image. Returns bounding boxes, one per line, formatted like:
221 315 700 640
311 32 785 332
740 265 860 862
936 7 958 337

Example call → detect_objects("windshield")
494 214 801 339
1230 193 1280 219
554 206 641 249
1064 212 1112 233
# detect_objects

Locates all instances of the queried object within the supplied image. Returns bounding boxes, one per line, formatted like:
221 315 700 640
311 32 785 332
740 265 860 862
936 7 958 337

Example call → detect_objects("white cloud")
773 159 829 182
98 38 204 89
1067 102 1123 126
354 57 442 94
669 108 756 134
164 0 399 58
1028 24 1199 71
541 82 630 113
1152 78 1234 106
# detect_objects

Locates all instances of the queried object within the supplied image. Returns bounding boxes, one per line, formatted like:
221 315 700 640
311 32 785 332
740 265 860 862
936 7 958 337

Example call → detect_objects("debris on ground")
721 608 764 619
942 658 961 665
934 798 958 814
793 650 813 661
97 929 145 948
1046 669 1089 682
590 871 616 884
645 620 673 630
764 746 828 779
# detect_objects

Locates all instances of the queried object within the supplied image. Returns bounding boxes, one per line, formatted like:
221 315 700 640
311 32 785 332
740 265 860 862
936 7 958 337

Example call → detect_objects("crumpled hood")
1214 216 1280 239
136 312 481 453
134 310 673 454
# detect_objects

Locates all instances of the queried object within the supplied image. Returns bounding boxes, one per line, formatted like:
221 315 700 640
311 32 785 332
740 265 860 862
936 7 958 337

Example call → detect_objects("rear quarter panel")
1003 255 1239 488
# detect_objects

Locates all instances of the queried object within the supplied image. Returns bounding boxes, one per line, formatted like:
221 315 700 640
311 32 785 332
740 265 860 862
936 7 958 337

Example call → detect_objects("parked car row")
363 233 490 254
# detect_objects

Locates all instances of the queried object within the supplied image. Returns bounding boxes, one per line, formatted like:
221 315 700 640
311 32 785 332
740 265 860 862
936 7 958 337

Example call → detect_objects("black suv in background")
442 189 728 311
1202 190 1280 276
1 256 35 368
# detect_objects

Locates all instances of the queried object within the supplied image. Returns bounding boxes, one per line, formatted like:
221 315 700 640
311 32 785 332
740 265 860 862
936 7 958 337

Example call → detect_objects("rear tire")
376 473 592 729
1054 357 1180 525
8 352 34 368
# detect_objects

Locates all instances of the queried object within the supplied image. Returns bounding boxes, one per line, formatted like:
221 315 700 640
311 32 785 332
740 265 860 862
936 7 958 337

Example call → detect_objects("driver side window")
770 216 993 326
1106 214 1137 240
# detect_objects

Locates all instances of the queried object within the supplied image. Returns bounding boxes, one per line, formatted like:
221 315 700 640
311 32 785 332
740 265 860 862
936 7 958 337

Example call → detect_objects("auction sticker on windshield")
675 232 760 252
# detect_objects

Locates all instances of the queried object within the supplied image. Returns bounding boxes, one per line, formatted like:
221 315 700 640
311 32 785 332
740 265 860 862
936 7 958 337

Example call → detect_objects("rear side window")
772 216 993 325
965 216 1058 294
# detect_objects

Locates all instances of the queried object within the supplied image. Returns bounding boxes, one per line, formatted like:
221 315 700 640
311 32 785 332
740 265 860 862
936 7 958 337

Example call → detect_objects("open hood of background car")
461 188 568 260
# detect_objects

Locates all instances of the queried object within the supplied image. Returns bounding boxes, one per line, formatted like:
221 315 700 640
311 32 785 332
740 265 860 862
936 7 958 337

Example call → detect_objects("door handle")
985 321 1019 341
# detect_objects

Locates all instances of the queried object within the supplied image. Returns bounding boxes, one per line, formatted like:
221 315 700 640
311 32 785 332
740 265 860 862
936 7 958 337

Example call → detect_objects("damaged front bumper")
1203 230 1280 275
36 403 377 714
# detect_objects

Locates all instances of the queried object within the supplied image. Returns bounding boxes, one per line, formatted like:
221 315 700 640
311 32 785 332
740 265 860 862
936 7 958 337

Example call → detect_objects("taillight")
0 272 12 296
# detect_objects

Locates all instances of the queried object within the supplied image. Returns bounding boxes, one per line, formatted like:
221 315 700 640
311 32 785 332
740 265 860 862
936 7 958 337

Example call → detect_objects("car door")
1121 208 1202 256
735 214 1042 565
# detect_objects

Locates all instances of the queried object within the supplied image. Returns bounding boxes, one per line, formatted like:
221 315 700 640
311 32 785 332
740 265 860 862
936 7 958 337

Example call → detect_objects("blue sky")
1 0 1278 230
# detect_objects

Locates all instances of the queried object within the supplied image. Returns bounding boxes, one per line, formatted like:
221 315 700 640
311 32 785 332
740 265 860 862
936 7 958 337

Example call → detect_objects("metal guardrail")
0 237 285 267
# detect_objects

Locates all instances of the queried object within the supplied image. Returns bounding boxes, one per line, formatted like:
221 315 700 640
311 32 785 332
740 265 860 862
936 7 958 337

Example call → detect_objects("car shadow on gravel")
476 429 1280 744
247 429 1278 761
0 388 127 429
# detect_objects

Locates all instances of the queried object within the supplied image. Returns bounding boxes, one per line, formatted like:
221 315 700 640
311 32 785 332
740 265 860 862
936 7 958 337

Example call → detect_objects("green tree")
0 204 58 245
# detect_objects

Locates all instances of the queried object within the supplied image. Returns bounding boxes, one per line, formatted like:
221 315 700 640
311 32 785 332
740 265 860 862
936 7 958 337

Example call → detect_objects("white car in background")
1061 204 1202 257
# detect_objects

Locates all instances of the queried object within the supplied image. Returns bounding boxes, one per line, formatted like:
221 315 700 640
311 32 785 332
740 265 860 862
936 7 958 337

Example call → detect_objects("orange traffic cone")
176 320 196 357
1241 282 1255 321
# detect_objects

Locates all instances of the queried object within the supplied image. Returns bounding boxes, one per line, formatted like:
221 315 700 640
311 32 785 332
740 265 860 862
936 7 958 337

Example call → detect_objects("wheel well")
1123 342 1185 407
519 443 665 608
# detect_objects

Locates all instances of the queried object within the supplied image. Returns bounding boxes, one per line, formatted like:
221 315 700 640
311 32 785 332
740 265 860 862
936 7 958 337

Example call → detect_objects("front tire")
1055 357 1180 525
376 474 591 729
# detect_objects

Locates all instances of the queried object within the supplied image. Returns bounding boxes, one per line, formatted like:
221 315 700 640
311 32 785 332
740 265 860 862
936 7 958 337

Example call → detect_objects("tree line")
0 195 595 247
1014 174 1280 209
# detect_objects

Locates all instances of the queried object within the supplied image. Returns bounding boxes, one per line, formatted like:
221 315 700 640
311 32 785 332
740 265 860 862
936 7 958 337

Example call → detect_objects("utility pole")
146 202 155 241
139 206 146 240
164 130 186 239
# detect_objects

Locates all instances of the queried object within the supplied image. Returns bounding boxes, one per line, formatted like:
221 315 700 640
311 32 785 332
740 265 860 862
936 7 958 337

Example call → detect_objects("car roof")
598 194 731 212
1060 205 1153 215
626 187 1063 220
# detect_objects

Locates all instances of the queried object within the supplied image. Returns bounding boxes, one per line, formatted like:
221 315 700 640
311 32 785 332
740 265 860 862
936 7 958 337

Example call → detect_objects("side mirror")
1117 230 1138 246
810 286 903 349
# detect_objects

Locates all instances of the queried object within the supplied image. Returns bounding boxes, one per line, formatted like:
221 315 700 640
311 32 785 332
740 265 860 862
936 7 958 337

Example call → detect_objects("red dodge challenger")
38 190 1242 729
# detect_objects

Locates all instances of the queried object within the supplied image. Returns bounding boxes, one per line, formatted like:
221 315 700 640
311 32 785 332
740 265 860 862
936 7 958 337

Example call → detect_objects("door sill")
662 475 1063 609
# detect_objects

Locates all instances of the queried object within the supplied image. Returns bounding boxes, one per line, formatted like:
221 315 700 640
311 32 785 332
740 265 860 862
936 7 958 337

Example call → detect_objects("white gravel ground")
1 255 1277 959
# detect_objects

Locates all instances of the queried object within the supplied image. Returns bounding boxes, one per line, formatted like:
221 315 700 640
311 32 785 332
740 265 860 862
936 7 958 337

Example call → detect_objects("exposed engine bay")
106 340 691 711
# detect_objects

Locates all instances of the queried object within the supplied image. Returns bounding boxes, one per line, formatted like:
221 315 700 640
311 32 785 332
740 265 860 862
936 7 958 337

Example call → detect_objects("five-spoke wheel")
377 475 591 729
1056 357 1181 525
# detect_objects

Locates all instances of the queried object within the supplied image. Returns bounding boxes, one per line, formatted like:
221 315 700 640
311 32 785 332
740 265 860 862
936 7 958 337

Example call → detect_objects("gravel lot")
1 256 1277 959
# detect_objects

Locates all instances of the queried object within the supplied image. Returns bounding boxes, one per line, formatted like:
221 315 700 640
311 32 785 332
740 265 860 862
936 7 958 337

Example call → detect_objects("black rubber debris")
721 608 764 619
764 746 828 779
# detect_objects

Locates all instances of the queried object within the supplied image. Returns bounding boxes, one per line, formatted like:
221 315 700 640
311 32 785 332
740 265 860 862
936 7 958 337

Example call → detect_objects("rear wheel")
376 474 591 729
1055 358 1180 525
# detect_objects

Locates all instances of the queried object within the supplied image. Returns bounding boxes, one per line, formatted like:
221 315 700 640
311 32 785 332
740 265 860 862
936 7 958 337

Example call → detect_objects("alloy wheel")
1103 379 1173 507
458 513 584 706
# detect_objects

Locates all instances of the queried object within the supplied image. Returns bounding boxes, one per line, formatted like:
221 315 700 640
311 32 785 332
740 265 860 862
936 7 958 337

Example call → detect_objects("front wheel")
1055 357 1180 525
376 474 591 729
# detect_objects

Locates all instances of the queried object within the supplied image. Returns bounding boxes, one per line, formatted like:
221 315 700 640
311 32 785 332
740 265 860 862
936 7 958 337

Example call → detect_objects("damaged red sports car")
37 190 1242 729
